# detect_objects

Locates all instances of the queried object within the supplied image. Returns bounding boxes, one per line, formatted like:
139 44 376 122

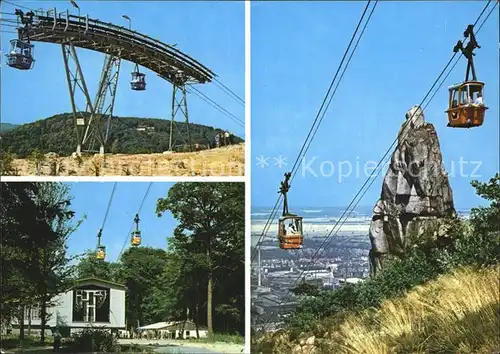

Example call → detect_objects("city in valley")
250 206 470 331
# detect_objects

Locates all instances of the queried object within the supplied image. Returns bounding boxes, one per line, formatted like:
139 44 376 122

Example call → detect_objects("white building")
137 321 208 339
339 277 364 285
12 278 126 335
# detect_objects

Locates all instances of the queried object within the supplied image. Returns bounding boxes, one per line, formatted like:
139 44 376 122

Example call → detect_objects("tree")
115 247 168 330
470 174 500 236
1 183 56 337
0 182 80 343
291 281 321 297
32 183 81 343
75 250 120 281
0 150 17 176
149 232 210 338
156 182 245 340
28 149 46 175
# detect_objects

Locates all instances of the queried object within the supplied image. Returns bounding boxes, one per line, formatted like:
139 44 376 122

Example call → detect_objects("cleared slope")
11 144 244 176
255 266 500 354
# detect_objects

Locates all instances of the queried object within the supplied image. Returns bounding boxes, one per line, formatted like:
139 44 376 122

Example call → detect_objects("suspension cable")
257 0 495 330
424 0 497 109
187 85 244 127
101 182 118 231
252 0 378 262
1 0 34 11
213 77 245 105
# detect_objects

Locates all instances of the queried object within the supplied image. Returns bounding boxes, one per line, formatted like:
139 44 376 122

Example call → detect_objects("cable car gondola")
6 39 35 70
96 245 106 260
130 214 142 246
445 24 488 128
277 172 304 250
96 229 106 260
131 64 146 91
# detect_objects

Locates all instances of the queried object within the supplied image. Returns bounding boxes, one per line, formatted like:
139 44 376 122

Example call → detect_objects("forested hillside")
1 114 243 157
0 123 19 132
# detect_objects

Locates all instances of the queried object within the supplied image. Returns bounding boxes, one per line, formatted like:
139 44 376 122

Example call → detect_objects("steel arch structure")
11 8 216 154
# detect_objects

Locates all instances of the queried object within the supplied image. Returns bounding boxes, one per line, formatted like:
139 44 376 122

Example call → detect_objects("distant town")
251 207 472 331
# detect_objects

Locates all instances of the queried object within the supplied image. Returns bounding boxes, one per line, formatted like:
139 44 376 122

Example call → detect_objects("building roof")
74 277 126 290
138 321 207 331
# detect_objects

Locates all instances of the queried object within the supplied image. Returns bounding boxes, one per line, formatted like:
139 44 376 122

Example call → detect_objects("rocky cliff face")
369 105 456 275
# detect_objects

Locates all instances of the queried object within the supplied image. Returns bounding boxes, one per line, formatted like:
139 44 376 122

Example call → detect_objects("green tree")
32 183 81 343
156 182 245 340
75 250 121 281
115 247 168 330
291 281 321 297
0 150 17 176
28 149 46 175
0 183 46 338
0 182 80 343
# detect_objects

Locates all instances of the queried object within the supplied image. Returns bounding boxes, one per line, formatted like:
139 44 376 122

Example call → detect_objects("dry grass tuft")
336 266 500 354
256 266 500 354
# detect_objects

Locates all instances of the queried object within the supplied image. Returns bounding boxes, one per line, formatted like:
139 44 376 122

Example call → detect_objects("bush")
0 150 17 176
67 328 118 352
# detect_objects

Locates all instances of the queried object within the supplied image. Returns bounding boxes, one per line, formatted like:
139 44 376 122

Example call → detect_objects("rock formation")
368 105 455 275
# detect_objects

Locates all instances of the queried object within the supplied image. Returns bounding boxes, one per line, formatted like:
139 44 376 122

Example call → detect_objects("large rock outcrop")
368 105 455 275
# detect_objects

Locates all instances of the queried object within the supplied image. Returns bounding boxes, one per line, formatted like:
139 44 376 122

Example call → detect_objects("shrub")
67 328 118 352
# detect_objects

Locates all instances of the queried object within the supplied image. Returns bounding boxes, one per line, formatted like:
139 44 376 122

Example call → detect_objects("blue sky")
1 0 244 137
64 182 176 262
251 1 499 210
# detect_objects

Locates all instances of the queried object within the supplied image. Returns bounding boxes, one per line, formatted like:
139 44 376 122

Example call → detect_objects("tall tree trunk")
19 305 25 342
206 232 214 341
40 296 47 344
194 305 200 339
207 270 213 341
27 305 32 337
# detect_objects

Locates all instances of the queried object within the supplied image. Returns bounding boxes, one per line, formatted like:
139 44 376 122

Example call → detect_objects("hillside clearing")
10 144 244 176
255 265 500 354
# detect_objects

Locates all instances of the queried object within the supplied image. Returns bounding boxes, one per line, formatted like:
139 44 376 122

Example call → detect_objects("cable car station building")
11 278 126 335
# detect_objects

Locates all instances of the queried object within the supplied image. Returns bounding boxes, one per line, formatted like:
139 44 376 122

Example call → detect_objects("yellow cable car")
130 214 142 247
131 230 141 247
96 245 106 260
446 24 488 128
277 172 304 250
95 229 106 260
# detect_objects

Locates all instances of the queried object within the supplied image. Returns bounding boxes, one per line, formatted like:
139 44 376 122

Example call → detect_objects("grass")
331 265 500 354
0 336 45 349
255 265 500 354
11 143 245 176
185 333 245 344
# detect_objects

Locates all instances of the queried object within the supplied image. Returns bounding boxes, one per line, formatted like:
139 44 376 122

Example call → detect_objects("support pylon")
257 245 262 287
61 43 121 155
84 53 121 151
169 71 192 152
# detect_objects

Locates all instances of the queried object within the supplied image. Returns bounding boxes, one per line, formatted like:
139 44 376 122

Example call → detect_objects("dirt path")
118 339 245 353
10 144 244 177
